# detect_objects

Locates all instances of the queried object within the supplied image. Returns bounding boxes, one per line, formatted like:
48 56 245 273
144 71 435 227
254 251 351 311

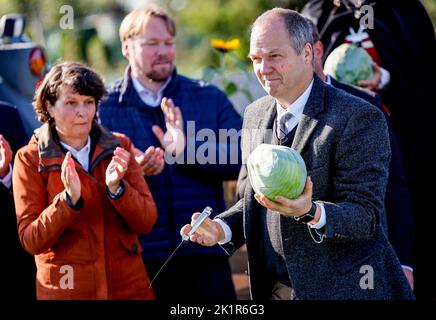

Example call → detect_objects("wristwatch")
294 201 317 224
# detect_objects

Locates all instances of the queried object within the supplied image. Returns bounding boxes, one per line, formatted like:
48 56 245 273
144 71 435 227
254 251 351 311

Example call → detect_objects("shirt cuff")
214 218 232 245
378 67 390 89
402 265 414 273
106 180 125 200
64 191 84 211
0 163 12 189
308 202 326 229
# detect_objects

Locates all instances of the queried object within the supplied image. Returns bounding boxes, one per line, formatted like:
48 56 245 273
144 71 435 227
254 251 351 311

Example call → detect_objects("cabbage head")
247 144 307 201
324 43 373 86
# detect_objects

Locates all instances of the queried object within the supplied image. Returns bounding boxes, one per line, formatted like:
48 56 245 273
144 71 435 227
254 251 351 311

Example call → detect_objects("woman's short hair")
33 61 106 123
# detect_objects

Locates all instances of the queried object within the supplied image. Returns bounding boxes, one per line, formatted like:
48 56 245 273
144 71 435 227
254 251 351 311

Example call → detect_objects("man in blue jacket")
99 5 242 301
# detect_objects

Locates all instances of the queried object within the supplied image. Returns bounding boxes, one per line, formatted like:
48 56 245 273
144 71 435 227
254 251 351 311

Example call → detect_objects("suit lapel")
260 99 277 145
243 98 276 251
291 75 326 153
241 97 276 162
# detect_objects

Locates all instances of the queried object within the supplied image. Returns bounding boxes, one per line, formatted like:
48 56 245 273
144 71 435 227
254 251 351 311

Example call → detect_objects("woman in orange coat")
12 61 157 300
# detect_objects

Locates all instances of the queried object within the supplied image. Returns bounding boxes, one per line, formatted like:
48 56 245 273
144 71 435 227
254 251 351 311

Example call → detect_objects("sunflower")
211 38 241 52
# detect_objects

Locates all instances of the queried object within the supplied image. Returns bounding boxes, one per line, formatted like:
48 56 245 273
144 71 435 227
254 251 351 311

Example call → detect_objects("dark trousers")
1 187 36 300
145 256 236 302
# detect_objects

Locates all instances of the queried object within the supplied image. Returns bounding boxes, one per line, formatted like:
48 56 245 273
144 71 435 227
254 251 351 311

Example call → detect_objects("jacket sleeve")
321 105 391 242
235 164 248 201
108 136 157 234
216 198 245 254
12 149 81 255
177 89 243 180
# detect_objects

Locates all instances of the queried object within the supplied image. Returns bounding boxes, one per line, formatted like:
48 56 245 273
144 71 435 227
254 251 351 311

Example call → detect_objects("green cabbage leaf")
247 144 307 201
324 43 373 86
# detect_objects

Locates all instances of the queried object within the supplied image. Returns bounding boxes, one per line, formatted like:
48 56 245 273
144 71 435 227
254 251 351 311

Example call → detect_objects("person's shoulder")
331 80 382 108
104 78 125 96
0 100 17 112
325 85 386 131
244 95 274 116
0 101 21 118
0 101 23 132
100 78 125 110
177 74 224 95
325 83 381 115
14 136 38 164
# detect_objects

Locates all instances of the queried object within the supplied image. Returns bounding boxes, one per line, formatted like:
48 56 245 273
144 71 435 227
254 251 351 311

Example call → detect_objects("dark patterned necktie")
278 112 294 139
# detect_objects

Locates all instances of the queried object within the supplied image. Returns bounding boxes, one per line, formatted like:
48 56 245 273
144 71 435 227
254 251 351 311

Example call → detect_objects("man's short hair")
251 8 313 55
119 5 176 43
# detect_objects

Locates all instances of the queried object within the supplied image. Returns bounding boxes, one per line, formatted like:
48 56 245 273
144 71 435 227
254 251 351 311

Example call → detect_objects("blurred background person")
1 101 35 300
12 62 157 300
302 0 436 298
308 19 416 288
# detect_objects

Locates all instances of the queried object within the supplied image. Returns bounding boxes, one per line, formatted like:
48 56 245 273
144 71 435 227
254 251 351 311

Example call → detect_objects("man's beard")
145 70 171 82
145 61 174 82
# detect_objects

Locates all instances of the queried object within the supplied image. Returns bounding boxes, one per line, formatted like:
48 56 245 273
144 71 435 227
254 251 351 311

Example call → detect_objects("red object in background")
35 78 43 91
344 27 381 65
345 27 390 115
29 47 46 78
345 36 381 66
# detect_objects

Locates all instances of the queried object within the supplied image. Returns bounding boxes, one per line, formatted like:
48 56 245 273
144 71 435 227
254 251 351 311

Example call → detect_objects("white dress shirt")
275 78 313 137
60 136 91 172
131 76 172 107
1 137 92 189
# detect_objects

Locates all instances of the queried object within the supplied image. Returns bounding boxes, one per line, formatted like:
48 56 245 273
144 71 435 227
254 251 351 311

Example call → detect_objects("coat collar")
118 66 179 105
291 74 326 153
33 121 119 172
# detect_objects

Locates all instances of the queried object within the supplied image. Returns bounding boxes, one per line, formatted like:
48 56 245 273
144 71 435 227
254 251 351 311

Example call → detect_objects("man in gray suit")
181 8 414 300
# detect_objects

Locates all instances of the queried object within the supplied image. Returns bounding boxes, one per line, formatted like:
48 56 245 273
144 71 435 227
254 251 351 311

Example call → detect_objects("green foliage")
1 0 435 80
422 0 436 31
202 45 254 103
175 0 270 75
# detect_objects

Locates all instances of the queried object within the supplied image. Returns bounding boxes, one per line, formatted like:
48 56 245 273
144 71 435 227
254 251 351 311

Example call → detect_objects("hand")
403 267 414 291
180 212 225 247
152 97 186 158
134 146 165 176
0 135 13 178
106 147 130 194
254 177 317 220
61 152 81 205
358 62 382 91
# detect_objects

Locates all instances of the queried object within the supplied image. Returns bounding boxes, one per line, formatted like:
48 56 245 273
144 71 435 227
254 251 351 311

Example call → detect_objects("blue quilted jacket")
99 67 242 260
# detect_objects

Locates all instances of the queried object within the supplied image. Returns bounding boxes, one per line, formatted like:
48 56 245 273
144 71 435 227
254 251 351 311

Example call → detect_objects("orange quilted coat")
12 122 157 300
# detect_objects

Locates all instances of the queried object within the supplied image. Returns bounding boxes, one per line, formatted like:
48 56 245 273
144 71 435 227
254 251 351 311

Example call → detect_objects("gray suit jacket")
218 75 414 300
